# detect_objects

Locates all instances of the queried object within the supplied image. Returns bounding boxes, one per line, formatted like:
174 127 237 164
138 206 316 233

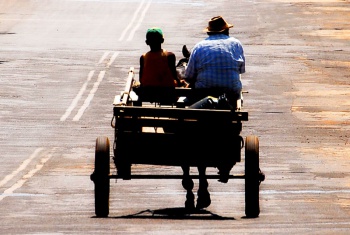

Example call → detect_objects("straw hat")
204 16 233 33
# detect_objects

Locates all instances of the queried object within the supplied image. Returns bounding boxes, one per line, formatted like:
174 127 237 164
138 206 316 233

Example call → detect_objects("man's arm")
237 43 245 74
239 61 245 74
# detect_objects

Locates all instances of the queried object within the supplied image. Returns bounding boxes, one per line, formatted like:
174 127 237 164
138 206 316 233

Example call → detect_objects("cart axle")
109 174 246 180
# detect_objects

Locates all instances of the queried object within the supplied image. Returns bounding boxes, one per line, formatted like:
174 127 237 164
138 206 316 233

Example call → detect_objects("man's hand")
177 79 190 88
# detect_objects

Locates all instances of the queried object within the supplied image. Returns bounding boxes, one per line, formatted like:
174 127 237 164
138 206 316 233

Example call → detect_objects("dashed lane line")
60 70 95 122
73 70 106 121
107 51 119 68
98 51 110 64
62 0 151 121
119 0 149 41
61 51 119 122
0 148 44 188
126 0 152 41
0 148 56 202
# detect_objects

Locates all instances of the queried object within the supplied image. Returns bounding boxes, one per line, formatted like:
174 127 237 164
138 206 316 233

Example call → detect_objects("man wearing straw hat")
185 16 246 104
181 16 246 209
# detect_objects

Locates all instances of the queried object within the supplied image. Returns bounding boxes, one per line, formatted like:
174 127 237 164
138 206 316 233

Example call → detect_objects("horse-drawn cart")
90 67 265 218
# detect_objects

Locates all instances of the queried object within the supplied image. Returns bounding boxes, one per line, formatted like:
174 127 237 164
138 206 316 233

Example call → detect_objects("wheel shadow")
105 207 236 220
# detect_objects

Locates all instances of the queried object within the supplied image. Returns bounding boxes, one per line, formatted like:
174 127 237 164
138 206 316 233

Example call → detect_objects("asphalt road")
0 0 349 234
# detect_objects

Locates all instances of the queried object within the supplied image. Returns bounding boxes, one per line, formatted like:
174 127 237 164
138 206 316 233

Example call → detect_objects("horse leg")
196 166 211 209
181 165 195 210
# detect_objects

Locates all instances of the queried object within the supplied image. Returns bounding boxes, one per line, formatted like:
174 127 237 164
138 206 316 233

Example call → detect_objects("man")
185 16 246 105
180 16 245 210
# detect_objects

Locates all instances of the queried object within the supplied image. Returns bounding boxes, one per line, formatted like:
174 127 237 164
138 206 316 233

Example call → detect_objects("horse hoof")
196 190 211 209
218 171 229 183
218 176 229 183
185 200 195 210
196 198 211 209
185 191 195 210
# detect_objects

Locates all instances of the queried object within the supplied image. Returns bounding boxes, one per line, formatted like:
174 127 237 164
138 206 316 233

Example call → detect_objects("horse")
175 45 234 210
175 45 191 86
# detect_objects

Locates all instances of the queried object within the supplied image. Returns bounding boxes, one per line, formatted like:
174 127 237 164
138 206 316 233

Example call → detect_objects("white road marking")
0 148 56 202
61 51 119 121
107 51 119 67
62 0 149 121
98 51 110 64
60 70 95 121
0 148 44 188
127 0 152 41
72 70 106 121
119 0 148 41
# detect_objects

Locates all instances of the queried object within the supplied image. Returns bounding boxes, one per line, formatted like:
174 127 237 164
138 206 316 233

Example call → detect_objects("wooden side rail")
113 67 135 106
132 87 242 109
112 68 243 110
113 106 246 137
113 106 248 122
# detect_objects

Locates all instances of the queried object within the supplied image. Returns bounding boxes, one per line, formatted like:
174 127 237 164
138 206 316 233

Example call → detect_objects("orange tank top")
140 50 176 87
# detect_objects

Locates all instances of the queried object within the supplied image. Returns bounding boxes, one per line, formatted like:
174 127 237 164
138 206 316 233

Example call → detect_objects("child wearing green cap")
139 27 179 87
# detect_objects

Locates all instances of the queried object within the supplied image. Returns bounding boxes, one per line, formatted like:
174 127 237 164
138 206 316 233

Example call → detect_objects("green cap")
146 27 164 39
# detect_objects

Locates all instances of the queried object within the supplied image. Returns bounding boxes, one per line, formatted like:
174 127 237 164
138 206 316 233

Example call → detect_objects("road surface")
0 0 349 234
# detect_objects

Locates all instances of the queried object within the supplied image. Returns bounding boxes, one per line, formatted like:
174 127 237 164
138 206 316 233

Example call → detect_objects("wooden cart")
90 67 265 218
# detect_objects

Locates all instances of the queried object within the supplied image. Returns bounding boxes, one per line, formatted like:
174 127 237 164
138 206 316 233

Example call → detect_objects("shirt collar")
205 34 230 40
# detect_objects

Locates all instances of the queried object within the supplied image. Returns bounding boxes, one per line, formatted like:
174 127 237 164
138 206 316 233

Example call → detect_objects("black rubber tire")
245 135 260 218
94 136 110 217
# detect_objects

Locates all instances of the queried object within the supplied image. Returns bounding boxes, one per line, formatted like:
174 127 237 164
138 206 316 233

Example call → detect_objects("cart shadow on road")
107 207 236 220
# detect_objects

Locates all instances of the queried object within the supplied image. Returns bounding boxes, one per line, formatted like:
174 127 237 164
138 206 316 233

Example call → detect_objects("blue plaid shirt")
185 34 245 93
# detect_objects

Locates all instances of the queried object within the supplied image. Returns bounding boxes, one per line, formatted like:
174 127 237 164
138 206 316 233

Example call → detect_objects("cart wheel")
94 136 110 217
245 135 260 218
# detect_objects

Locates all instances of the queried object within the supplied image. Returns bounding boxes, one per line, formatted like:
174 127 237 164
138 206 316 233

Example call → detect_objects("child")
139 27 179 87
